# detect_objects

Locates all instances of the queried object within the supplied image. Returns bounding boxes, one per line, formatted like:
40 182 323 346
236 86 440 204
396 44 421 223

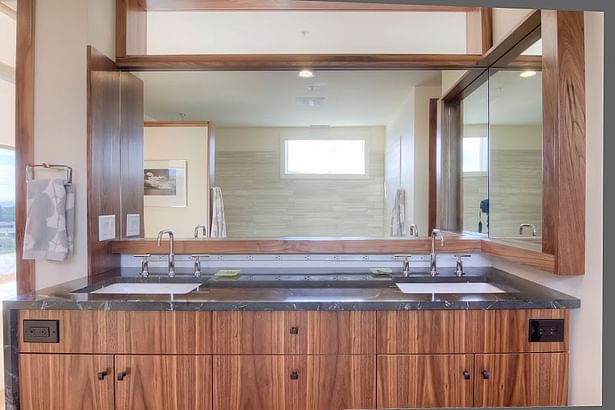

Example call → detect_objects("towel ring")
26 163 73 184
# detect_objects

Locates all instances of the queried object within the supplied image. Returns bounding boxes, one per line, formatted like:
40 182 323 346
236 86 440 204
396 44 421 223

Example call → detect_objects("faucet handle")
191 254 210 278
393 254 412 259
133 254 151 277
453 254 471 277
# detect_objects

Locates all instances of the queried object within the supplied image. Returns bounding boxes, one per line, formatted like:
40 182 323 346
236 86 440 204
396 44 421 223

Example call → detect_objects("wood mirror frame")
102 6 585 276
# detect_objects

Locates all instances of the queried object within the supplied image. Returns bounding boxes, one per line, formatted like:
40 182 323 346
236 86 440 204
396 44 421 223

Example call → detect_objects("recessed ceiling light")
520 70 537 78
299 69 314 79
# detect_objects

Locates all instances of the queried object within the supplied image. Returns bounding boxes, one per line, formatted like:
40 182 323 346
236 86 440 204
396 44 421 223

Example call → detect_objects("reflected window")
284 139 366 175
462 137 488 173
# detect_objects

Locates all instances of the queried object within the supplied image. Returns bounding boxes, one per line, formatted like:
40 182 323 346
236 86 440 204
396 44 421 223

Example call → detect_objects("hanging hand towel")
23 179 74 261
210 186 227 238
389 188 406 237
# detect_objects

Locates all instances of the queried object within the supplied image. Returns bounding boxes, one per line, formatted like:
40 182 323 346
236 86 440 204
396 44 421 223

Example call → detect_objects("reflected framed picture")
144 160 187 207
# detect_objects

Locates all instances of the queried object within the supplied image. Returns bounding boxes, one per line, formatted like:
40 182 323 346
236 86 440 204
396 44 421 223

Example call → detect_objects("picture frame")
144 160 187 207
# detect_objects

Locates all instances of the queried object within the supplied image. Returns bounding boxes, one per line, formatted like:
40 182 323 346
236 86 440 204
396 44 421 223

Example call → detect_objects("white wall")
33 0 115 290
493 12 603 406
492 8 534 44
144 126 209 238
148 11 467 55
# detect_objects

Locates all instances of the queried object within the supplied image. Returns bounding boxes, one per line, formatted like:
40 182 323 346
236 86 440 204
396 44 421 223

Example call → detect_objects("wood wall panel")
116 0 147 58
15 0 35 295
377 354 474 409
120 73 145 238
428 98 438 233
212 311 375 354
87 47 121 276
481 239 555 272
115 355 212 410
18 310 212 354
541 10 586 275
111 236 481 255
19 354 114 410
437 100 462 231
474 353 568 407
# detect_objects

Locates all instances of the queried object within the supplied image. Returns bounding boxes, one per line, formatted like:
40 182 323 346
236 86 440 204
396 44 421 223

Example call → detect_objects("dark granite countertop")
1 267 579 311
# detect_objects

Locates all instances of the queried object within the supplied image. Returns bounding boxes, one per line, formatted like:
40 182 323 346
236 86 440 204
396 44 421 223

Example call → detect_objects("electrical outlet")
98 215 116 241
126 214 140 237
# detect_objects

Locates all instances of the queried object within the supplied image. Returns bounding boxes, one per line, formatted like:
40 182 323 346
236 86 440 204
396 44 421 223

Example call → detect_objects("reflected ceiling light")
520 70 537 78
299 69 315 78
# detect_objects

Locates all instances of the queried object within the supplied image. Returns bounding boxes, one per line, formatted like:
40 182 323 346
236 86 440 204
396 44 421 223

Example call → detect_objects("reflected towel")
210 186 227 238
23 179 75 261
389 188 406 237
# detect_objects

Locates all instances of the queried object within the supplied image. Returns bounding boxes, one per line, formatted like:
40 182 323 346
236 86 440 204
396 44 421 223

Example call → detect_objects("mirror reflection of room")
138 70 448 239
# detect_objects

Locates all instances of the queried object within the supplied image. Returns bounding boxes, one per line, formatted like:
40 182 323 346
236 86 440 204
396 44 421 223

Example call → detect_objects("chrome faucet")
156 229 176 277
194 224 208 239
408 224 419 237
191 254 210 277
454 254 471 277
393 254 412 277
519 223 537 237
430 229 445 277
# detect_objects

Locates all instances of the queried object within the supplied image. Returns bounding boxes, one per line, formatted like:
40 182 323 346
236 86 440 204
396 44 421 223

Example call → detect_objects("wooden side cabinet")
474 353 568 407
19 354 114 410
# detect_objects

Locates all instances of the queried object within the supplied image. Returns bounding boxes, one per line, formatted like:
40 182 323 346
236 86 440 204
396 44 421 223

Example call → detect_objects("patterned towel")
210 186 227 238
389 188 406 237
23 179 75 261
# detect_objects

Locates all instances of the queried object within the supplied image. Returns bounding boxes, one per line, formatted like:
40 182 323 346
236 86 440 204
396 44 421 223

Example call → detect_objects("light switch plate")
98 215 116 241
126 214 140 237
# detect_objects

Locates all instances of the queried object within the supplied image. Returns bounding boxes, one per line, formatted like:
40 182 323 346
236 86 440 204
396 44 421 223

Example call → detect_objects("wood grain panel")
541 10 586 275
120 72 145 238
115 355 212 410
18 310 212 354
87 47 121 276
116 0 147 58
474 353 568 407
116 54 485 71
111 236 482 255
377 354 474 409
377 311 482 354
480 309 568 353
437 99 462 231
19 354 114 410
145 0 477 12
213 355 375 410
428 98 438 233
15 0 35 295
481 239 555 273
213 311 375 354
466 7 492 54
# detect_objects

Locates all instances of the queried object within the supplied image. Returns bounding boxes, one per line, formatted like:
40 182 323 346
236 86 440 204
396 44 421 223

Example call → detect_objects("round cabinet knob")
290 371 299 380
117 371 127 381
289 326 299 335
481 370 491 379
463 370 471 380
97 371 108 381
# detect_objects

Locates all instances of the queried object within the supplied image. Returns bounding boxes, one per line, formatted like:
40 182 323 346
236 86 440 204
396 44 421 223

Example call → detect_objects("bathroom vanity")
3 268 578 409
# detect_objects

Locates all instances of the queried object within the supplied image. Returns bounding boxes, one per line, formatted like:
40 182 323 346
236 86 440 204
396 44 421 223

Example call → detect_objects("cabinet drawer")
474 353 568 407
19 354 114 410
213 355 375 410
115 355 212 410
213 311 375 354
18 310 212 354
377 310 481 354
377 354 474 409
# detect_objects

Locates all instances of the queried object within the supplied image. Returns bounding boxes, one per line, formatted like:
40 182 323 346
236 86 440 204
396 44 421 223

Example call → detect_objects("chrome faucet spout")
194 224 208 239
519 223 537 237
409 223 419 238
430 229 445 277
156 229 175 277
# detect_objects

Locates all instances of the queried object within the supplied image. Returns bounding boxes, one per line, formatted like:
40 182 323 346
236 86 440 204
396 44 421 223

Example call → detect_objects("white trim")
0 2 16 19
0 61 15 84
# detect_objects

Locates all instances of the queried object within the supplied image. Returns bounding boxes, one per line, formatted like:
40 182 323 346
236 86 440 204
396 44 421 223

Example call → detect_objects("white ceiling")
137 70 442 127
463 69 542 126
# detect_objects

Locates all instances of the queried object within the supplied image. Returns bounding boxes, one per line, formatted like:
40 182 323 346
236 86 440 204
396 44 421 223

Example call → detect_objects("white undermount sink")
396 282 507 294
91 283 202 295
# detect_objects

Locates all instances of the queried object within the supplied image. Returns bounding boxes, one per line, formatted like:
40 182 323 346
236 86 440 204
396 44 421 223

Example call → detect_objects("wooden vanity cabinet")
19 354 114 410
15 309 570 409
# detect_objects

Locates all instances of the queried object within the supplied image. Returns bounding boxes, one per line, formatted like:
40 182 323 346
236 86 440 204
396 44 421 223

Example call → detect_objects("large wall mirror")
128 70 474 239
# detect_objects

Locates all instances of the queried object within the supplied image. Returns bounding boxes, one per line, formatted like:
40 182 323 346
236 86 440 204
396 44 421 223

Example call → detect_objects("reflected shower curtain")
210 186 227 238
389 188 406 237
